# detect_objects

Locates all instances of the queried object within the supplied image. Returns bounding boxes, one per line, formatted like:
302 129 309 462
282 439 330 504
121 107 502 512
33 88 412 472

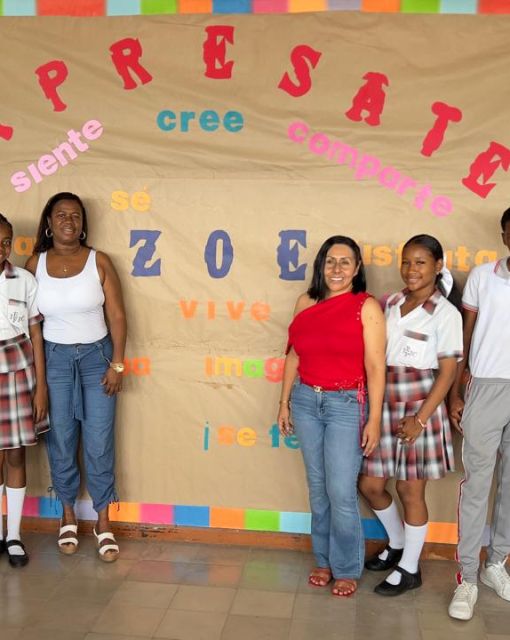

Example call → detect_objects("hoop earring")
79 231 87 241
45 228 53 238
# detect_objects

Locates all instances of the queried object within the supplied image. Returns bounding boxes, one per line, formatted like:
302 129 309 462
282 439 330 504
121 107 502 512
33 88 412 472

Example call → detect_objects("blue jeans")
44 335 117 513
291 381 364 579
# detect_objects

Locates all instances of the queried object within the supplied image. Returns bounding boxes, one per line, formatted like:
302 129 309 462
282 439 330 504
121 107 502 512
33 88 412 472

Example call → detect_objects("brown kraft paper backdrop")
1 12 509 525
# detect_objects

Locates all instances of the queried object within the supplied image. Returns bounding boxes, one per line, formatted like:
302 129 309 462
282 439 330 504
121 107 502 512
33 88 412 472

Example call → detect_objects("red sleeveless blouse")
287 292 370 390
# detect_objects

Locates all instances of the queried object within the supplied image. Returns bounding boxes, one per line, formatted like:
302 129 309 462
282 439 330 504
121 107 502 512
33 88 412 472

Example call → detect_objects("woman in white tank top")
26 192 127 563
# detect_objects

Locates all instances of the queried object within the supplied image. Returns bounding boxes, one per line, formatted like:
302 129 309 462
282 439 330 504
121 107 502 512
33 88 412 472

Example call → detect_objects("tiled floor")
0 533 507 639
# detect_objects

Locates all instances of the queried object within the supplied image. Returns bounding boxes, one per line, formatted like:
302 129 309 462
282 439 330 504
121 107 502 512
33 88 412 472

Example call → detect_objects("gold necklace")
53 246 81 276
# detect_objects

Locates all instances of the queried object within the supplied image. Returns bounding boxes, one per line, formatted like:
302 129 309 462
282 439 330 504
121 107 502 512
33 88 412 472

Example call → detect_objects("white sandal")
93 528 120 563
57 524 79 555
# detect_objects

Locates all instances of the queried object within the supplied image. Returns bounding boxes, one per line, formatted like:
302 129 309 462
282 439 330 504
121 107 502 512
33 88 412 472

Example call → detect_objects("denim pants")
44 335 117 513
291 381 364 579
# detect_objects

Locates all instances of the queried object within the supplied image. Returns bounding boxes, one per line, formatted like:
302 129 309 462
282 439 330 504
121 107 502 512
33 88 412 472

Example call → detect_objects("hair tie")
440 256 453 296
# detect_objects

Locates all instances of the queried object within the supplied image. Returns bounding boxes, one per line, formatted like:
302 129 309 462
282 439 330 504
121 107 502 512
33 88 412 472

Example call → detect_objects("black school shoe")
374 566 422 596
6 540 29 568
365 545 404 571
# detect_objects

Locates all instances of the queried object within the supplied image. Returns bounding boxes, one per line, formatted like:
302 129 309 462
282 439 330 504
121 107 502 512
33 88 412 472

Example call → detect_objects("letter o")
204 230 234 279
309 132 329 156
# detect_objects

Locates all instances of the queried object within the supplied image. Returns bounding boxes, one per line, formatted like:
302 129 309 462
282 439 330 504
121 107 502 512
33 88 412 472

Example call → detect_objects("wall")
1 9 508 543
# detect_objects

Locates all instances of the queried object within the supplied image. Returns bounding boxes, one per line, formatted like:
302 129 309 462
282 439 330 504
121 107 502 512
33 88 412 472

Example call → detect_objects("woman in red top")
278 236 385 597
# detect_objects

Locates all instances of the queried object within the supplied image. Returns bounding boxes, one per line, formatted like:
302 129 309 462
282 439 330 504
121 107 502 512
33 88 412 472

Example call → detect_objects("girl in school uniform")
359 234 462 596
0 213 48 567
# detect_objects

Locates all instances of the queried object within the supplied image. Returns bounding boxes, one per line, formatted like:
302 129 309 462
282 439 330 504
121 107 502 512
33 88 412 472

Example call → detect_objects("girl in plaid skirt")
359 234 462 596
0 214 48 568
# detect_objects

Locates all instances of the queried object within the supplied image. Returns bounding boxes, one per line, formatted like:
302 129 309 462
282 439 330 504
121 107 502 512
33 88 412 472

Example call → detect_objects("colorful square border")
0 2 504 16
22 496 460 543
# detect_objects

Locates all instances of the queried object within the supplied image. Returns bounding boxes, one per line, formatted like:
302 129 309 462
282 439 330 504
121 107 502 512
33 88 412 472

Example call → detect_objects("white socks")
6 486 26 556
0 484 3 541
385 522 428 585
374 501 405 560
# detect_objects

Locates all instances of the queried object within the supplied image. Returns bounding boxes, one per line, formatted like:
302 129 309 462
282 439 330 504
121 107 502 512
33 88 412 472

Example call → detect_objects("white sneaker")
448 582 478 620
480 561 510 601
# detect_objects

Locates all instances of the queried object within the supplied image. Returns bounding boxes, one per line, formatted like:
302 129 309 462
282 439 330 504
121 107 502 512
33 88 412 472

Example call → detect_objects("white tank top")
35 250 108 344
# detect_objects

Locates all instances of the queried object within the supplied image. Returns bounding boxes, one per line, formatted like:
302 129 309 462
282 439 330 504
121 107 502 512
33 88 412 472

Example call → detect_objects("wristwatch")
110 362 125 373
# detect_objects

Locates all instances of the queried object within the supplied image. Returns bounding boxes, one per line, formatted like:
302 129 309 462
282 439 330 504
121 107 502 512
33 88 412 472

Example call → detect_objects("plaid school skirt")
362 366 454 480
0 335 49 450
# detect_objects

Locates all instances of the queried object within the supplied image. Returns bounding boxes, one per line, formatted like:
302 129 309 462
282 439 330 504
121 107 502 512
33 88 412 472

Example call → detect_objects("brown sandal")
93 528 119 563
331 578 357 597
308 567 333 587
57 524 79 555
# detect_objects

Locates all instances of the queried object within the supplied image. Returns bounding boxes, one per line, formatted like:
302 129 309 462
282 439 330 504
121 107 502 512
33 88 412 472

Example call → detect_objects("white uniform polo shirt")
463 258 510 379
0 261 42 340
386 289 463 369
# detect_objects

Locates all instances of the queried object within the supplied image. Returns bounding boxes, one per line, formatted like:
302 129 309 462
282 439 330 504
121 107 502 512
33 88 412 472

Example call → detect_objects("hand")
277 403 294 436
361 419 380 457
32 385 48 423
396 415 423 445
448 394 464 434
101 367 123 396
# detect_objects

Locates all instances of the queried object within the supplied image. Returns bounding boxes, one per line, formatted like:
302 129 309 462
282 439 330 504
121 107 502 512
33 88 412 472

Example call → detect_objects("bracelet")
414 414 426 429
279 400 290 404
109 362 125 373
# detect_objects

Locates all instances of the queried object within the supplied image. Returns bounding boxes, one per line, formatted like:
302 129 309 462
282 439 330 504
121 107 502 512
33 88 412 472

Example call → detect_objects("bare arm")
97 252 127 395
448 308 477 432
24 254 39 275
277 347 299 436
398 357 457 443
25 255 46 420
361 297 386 457
277 293 314 435
28 321 48 423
